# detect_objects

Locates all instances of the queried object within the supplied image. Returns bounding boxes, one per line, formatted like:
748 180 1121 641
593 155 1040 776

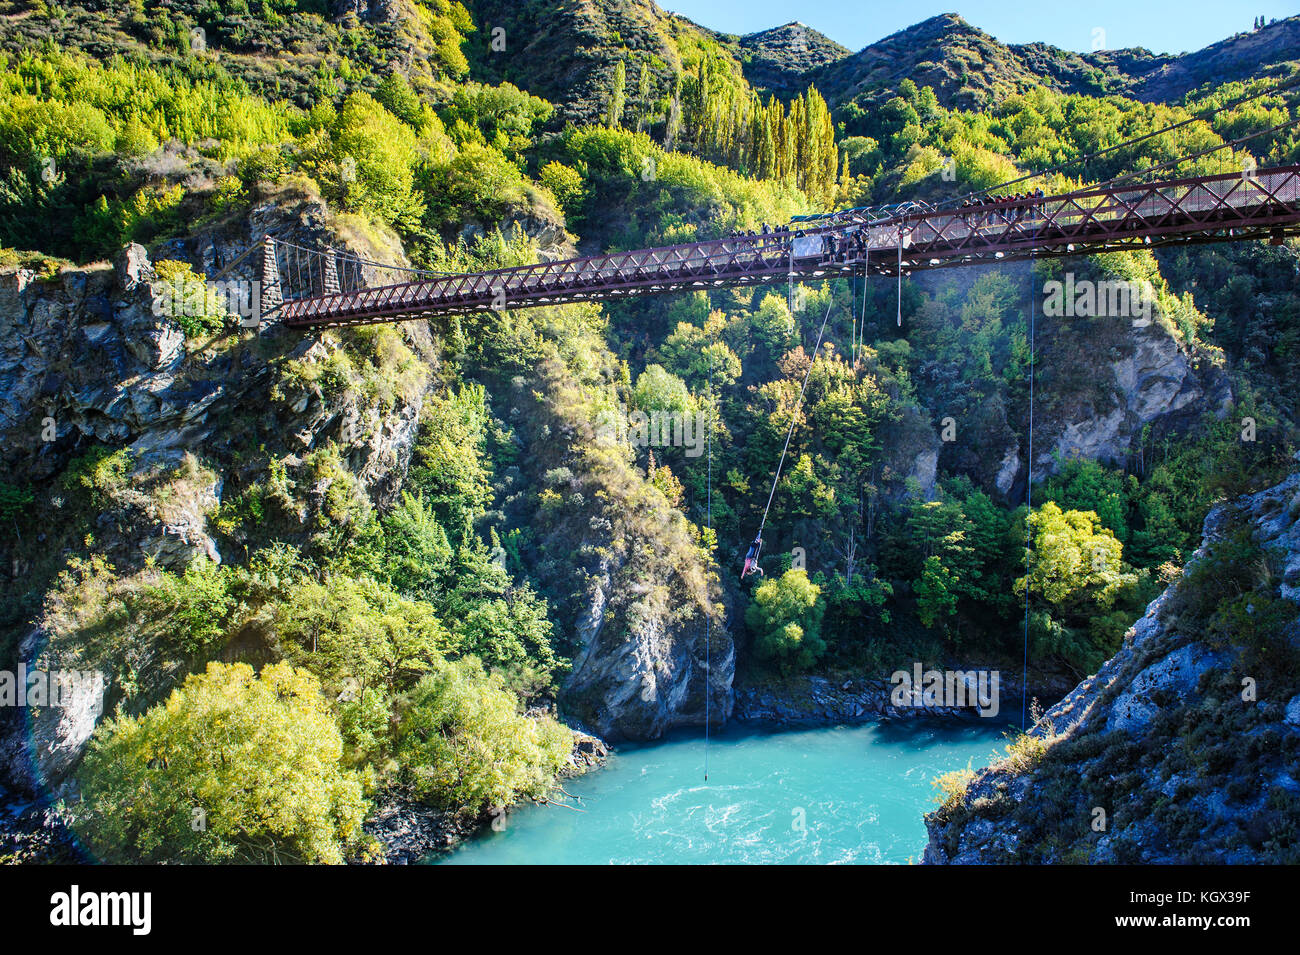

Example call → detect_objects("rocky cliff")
0 185 734 795
498 357 734 741
924 465 1300 864
912 262 1231 502
0 187 441 794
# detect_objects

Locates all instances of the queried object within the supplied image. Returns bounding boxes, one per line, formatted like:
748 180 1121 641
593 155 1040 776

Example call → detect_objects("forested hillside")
1 0 1298 864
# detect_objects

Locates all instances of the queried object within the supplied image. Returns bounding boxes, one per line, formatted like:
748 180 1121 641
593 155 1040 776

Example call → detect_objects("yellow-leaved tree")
76 662 370 864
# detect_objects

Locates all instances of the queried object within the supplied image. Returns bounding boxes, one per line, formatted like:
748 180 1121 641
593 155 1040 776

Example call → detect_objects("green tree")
1016 502 1142 671
269 574 455 700
373 491 454 597
632 363 695 416
606 60 626 129
1016 502 1131 616
77 662 369 864
916 555 959 628
141 558 236 654
320 91 427 230
745 568 825 671
393 657 572 813
539 160 585 216
406 385 494 544
438 542 564 697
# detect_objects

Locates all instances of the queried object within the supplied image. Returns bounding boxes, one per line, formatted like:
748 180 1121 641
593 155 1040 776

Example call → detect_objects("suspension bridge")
254 164 1300 330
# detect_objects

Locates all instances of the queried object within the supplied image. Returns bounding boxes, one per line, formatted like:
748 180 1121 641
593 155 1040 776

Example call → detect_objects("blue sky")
658 2 1296 55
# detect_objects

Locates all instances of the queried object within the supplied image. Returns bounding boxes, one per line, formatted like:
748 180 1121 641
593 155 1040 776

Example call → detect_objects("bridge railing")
884 165 1300 254
269 239 459 304
275 165 1300 324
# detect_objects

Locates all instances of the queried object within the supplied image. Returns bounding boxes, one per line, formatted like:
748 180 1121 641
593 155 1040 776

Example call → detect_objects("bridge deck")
275 165 1300 329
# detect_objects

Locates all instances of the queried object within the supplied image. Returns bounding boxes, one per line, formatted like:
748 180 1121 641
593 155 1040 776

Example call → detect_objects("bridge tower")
261 236 283 312
323 247 341 295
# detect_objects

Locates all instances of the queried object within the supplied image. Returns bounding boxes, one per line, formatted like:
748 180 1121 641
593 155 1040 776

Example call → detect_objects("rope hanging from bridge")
705 350 713 780
856 244 868 368
897 227 904 327
742 297 836 579
1021 209 1039 732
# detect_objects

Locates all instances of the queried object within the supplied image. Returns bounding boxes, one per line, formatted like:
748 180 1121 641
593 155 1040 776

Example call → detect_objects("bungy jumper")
741 297 836 580
741 536 764 579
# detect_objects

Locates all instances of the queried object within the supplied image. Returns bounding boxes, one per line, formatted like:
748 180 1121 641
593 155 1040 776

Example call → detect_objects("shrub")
76 662 370 864
393 657 572 813
745 568 826 672
140 558 236 655
151 259 230 337
933 761 976 810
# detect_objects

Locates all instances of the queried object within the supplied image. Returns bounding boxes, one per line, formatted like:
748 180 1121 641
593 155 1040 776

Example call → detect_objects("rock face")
552 468 737 741
0 193 438 797
506 360 735 742
1033 318 1230 483
908 263 1230 503
0 632 111 798
564 581 734 741
0 187 728 792
923 468 1300 864
732 671 1069 725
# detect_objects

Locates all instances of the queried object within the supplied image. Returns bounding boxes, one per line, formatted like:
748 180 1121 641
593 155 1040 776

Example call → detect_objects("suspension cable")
272 238 461 279
1089 112 1300 193
954 72 1300 205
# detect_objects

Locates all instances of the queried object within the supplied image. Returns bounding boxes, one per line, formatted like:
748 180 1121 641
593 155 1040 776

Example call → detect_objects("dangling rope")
896 226 904 327
787 237 796 325
1021 198 1040 732
858 243 869 369
704 351 713 782
850 271 857 369
756 297 836 538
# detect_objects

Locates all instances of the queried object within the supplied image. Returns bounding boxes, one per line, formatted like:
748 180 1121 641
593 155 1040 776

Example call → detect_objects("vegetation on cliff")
0 0 1299 863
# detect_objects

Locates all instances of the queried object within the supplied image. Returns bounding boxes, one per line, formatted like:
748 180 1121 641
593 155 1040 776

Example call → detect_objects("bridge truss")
260 164 1300 330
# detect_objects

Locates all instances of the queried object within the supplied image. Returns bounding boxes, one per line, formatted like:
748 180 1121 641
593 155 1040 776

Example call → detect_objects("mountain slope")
1130 16 1300 101
738 21 849 97
811 13 1300 112
809 14 1049 110
462 0 744 124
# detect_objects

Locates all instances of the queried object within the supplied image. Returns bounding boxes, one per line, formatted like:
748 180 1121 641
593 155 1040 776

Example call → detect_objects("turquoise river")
437 718 1013 865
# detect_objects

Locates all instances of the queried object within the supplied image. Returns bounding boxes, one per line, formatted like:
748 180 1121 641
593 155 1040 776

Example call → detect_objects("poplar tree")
606 60 626 129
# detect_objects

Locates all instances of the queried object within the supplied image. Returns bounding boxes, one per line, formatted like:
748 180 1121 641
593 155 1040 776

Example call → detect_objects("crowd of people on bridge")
958 188 1048 228
726 222 784 242
821 229 868 263
721 184 1051 261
